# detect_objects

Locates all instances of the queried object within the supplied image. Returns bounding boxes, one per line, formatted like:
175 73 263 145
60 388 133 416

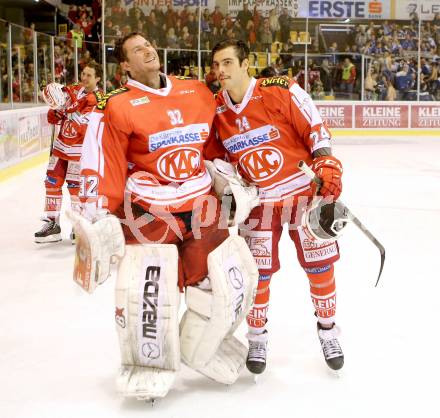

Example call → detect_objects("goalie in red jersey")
206 39 346 374
69 33 259 402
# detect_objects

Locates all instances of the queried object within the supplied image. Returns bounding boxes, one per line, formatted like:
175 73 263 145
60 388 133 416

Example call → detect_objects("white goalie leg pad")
205 159 260 226
67 210 125 293
115 244 180 400
180 235 258 384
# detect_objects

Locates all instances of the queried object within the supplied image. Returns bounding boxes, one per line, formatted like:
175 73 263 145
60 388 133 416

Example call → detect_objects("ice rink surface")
1 136 439 418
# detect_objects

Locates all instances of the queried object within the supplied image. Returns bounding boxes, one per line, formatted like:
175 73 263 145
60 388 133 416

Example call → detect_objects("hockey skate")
34 219 62 243
317 322 344 371
246 331 268 377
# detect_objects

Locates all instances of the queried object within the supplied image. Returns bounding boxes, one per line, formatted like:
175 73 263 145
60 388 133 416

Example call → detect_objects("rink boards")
1 101 439 182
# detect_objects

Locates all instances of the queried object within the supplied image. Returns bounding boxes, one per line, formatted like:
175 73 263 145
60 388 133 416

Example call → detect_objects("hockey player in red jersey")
35 62 103 243
207 39 345 374
69 33 259 401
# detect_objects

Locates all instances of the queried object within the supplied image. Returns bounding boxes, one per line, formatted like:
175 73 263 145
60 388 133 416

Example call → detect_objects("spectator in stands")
252 6 262 29
279 8 290 43
68 23 85 51
165 4 177 29
319 58 332 95
188 66 198 80
232 19 246 42
211 6 223 30
339 57 356 94
311 80 325 100
166 27 180 50
128 5 145 30
111 0 126 26
375 75 388 100
395 62 414 100
147 12 161 46
382 20 392 36
427 61 440 99
23 23 35 45
179 5 190 26
152 4 165 27
366 21 376 40
258 18 273 52
390 35 402 55
247 20 258 51
236 2 252 30
187 13 198 35
328 42 338 52
180 26 195 49
386 77 397 101
268 8 280 40
364 67 377 100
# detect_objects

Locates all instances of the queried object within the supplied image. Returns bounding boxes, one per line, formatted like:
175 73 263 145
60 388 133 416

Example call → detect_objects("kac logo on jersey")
239 146 283 182
157 147 201 181
61 120 78 139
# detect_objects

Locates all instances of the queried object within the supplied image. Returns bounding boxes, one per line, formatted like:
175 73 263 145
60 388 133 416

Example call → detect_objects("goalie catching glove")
67 210 125 293
205 158 260 226
311 155 343 199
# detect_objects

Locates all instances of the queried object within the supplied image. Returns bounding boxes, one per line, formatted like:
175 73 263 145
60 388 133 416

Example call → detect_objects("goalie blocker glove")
67 210 125 293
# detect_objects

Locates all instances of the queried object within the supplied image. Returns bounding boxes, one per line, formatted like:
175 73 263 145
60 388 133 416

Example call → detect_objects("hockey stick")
49 124 56 156
298 160 385 287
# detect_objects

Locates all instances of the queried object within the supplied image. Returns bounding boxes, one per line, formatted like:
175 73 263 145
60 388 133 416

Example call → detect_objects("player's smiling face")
212 46 249 90
121 35 160 79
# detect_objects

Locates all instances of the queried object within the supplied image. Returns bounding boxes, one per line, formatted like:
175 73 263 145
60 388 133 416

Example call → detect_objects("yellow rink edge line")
0 152 48 183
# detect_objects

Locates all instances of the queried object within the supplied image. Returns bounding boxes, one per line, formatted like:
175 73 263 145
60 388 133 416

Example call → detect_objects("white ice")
1 136 439 418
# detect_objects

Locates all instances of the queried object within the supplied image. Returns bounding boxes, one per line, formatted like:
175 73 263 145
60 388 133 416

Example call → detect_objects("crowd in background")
2 0 440 102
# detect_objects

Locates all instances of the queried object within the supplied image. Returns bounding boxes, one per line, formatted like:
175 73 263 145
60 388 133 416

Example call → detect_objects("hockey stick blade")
344 209 385 287
298 160 385 286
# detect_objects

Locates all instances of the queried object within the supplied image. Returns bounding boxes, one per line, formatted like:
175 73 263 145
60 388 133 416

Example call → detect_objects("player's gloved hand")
47 109 65 124
311 155 343 199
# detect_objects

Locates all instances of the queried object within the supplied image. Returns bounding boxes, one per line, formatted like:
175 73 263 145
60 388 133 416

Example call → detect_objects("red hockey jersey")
207 76 333 204
50 84 102 161
80 76 216 216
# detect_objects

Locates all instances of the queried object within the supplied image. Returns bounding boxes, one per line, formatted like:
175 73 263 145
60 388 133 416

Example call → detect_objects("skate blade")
253 374 259 384
35 234 62 243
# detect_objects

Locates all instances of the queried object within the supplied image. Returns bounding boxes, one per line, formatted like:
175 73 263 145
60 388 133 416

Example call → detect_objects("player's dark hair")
84 61 103 81
211 39 250 65
113 32 144 63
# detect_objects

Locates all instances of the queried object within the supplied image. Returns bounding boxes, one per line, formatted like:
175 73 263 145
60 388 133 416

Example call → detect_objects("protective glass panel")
36 32 53 104
11 24 35 104
0 20 9 107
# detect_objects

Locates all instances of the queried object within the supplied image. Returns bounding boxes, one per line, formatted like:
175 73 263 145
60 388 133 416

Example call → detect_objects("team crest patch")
130 96 150 106
260 76 290 89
